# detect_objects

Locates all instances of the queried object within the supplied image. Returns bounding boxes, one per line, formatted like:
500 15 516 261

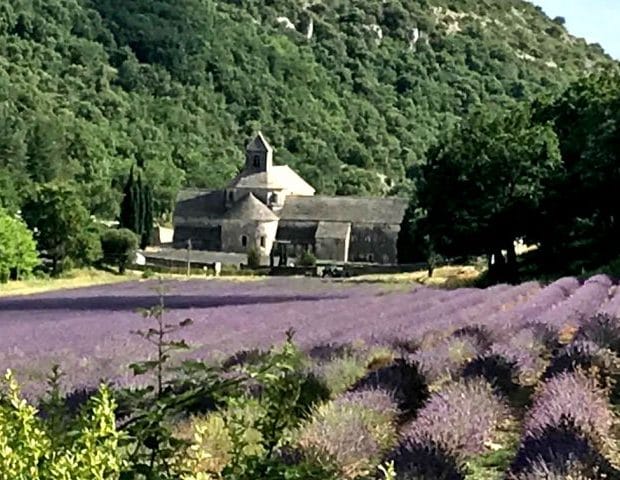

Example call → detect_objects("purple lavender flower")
388 438 465 480
404 378 509 458
574 314 620 353
412 337 480 383
462 354 521 399
509 419 618 479
351 359 429 414
534 275 613 329
524 372 614 453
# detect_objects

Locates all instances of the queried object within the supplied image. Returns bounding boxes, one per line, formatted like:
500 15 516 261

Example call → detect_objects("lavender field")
0 275 616 397
2 274 620 477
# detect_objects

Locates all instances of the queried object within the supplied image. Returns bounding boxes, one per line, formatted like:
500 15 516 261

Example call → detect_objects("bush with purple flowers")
351 358 429 415
404 378 509 458
523 372 615 454
293 389 399 479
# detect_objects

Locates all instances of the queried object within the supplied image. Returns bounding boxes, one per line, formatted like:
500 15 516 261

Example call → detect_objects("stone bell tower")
245 132 273 173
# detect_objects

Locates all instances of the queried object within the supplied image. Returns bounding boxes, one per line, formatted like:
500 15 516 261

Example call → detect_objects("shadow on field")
0 294 347 312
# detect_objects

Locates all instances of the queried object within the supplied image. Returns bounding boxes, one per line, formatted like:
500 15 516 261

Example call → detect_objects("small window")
260 236 266 248
252 155 261 167
367 254 374 262
228 191 234 201
365 235 372 242
270 192 278 204
241 235 248 247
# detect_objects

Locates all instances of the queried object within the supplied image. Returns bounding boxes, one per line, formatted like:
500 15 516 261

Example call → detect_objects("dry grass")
0 269 141 297
0 268 268 298
344 265 484 288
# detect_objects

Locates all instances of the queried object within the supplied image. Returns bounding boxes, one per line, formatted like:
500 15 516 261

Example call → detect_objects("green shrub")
100 228 139 274
0 209 40 282
299 250 317 267
0 370 123 480
247 247 261 269
141 268 155 279
316 355 368 395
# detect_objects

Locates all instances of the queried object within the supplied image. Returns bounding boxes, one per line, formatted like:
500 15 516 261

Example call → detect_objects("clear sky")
531 0 620 59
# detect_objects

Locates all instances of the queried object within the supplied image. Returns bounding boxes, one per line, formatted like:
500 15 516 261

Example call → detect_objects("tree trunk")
506 241 518 282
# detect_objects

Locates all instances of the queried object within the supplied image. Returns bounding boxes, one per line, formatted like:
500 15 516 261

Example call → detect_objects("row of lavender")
371 274 620 478
3 272 619 401
0 278 538 398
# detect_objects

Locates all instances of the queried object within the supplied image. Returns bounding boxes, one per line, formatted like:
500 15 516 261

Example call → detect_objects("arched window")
241 235 248 247
228 190 234 202
252 155 261 168
270 192 279 204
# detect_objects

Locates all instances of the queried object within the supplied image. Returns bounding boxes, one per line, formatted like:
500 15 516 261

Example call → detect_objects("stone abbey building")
173 133 407 264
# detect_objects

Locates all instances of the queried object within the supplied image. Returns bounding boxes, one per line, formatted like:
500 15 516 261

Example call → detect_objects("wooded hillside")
0 0 615 220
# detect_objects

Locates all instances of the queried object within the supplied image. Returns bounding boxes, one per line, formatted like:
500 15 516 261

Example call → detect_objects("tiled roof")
174 189 226 221
279 195 407 225
315 221 351 239
228 165 315 195
246 132 272 152
223 193 278 221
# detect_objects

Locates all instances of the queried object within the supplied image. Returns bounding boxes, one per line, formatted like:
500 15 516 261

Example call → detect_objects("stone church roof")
279 195 407 225
223 193 279 221
228 165 316 195
246 132 272 152
315 221 351 239
174 189 226 221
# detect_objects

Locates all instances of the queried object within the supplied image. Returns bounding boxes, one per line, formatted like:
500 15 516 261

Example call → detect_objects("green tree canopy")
0 209 39 282
420 105 561 278
21 183 101 275
100 228 139 274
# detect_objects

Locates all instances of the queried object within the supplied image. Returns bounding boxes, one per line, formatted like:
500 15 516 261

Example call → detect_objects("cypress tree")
120 166 154 249
141 183 153 249
120 166 140 234
134 170 144 236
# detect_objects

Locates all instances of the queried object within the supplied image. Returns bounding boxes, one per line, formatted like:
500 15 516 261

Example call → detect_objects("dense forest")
2 0 620 279
0 0 614 221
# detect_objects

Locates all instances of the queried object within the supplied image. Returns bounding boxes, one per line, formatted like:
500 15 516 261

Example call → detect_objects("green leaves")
420 104 562 278
0 209 39 282
100 227 139 274
21 182 101 275
0 370 124 480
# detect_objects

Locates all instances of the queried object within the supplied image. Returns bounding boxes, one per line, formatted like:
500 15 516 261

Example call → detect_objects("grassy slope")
0 269 140 297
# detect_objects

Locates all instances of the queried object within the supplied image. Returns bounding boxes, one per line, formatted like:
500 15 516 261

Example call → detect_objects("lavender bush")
534 275 613 329
351 359 429 414
388 439 465 480
574 314 620 354
404 378 509 458
523 372 615 454
412 337 480 384
509 420 617 479
294 389 398 479
462 354 522 400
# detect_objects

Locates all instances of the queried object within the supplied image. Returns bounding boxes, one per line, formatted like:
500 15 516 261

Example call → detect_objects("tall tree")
530 72 620 269
141 182 154 249
119 166 142 235
21 182 100 275
119 166 154 249
420 106 561 280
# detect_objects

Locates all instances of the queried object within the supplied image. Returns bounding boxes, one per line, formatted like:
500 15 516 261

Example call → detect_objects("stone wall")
173 225 221 250
315 237 348 261
220 219 278 255
349 223 401 264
